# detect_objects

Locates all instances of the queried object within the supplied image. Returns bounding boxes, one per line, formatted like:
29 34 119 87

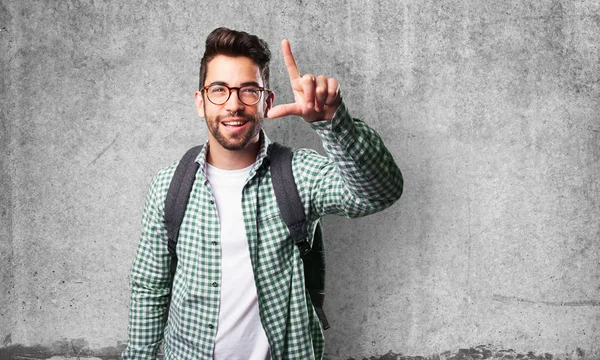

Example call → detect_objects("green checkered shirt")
123 101 403 359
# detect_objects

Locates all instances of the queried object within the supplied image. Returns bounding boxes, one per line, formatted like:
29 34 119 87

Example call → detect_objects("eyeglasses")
201 84 270 106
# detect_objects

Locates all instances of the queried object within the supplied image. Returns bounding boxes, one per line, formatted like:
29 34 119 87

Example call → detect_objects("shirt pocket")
256 189 288 239
257 211 289 243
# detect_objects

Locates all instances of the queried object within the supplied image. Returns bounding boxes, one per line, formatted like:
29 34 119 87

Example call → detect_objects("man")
123 27 403 360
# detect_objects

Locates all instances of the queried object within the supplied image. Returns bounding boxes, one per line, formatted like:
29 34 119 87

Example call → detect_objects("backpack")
164 143 330 330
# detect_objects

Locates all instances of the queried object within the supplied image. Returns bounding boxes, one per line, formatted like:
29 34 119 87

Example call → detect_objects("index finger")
281 39 301 80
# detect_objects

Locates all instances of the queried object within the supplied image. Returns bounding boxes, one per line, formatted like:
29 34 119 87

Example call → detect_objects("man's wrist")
309 100 349 134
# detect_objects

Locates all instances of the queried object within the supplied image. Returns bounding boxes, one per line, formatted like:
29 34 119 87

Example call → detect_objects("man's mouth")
222 120 246 127
220 117 251 128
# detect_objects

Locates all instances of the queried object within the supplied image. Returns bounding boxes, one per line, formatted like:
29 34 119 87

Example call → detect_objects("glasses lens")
205 85 264 105
239 86 261 105
207 85 229 104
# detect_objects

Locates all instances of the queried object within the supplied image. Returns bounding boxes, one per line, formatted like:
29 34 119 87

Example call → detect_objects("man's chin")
215 133 257 151
220 142 246 151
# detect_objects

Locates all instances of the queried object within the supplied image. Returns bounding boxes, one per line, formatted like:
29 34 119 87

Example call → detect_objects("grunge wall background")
1 0 599 359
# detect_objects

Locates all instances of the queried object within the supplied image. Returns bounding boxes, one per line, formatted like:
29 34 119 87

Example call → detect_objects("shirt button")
210 200 214 204
208 324 214 329
212 282 218 287
212 241 218 246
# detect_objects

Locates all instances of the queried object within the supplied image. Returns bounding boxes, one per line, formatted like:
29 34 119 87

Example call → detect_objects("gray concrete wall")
1 0 599 359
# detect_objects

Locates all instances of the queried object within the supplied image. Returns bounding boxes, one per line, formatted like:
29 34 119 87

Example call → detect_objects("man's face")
194 55 273 151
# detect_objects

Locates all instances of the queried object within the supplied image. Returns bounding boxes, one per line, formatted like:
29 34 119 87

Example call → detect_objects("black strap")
269 143 312 258
305 222 330 330
164 145 202 279
270 142 330 329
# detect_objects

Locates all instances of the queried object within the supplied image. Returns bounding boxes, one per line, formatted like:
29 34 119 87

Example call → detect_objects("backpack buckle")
289 223 312 258
296 240 312 258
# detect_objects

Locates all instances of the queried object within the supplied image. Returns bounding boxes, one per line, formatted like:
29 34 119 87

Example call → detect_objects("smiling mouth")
221 118 250 127
222 121 246 127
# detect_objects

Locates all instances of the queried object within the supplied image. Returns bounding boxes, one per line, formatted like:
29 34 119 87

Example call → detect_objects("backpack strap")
164 146 203 281
269 142 330 330
305 221 330 330
269 143 312 258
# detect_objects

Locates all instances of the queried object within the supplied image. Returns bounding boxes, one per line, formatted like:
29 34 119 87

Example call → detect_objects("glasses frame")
201 84 271 106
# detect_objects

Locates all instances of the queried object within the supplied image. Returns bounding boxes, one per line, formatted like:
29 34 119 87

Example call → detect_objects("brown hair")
199 27 271 90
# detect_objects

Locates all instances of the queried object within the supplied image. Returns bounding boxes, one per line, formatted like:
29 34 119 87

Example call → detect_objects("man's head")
199 27 271 91
194 28 274 156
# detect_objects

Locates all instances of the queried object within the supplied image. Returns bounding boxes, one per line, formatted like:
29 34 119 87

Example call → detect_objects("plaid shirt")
123 102 403 360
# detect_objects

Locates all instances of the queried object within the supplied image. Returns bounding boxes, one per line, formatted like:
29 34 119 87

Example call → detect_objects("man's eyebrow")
207 81 262 87
241 81 261 87
207 81 228 87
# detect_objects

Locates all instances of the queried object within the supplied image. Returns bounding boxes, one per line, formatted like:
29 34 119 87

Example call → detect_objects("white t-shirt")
207 163 270 360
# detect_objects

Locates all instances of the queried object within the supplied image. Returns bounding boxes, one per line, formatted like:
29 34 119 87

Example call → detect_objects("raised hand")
267 40 342 123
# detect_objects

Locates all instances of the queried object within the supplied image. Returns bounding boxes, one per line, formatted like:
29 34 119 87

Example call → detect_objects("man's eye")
210 86 227 93
241 87 260 94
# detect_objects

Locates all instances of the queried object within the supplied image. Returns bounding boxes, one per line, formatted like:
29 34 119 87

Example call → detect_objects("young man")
123 27 403 360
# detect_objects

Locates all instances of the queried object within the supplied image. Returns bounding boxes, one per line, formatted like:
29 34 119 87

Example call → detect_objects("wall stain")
0 342 596 360
341 345 587 360
493 294 600 307
86 133 120 168
1 334 11 347
0 339 127 360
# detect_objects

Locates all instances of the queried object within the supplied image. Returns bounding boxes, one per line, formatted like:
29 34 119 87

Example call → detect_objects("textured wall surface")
1 0 599 359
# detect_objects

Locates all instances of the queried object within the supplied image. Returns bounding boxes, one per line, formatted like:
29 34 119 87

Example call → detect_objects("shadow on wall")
0 342 596 360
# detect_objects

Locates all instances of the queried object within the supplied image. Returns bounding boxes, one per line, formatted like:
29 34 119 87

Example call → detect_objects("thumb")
267 103 301 119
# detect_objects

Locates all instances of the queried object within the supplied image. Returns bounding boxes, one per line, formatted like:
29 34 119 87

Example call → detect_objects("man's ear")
264 91 274 118
194 90 205 118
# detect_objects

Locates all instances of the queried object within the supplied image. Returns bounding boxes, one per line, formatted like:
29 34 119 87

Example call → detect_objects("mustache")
216 112 257 122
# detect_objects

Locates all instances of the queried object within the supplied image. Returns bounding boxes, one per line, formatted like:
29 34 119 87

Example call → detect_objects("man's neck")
206 137 261 170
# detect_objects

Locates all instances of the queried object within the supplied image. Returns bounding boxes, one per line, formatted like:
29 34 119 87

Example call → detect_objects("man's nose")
224 89 244 112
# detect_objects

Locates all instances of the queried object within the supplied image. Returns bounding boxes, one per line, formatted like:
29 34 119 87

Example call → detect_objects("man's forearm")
311 101 403 205
122 279 169 359
123 175 172 359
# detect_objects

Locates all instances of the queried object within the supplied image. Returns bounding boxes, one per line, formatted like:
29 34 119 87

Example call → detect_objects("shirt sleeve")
296 100 403 219
122 171 173 360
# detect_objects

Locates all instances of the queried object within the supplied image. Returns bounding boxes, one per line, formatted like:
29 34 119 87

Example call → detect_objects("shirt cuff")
309 101 354 142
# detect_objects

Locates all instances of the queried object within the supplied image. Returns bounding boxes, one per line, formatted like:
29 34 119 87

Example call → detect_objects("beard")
205 111 264 151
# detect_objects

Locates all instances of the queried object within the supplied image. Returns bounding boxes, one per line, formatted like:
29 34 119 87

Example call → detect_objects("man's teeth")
224 121 244 126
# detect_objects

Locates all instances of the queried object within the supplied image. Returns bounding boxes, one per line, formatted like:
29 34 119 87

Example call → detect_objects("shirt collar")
194 130 273 184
